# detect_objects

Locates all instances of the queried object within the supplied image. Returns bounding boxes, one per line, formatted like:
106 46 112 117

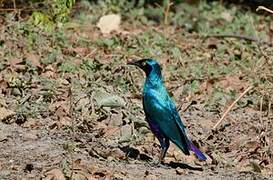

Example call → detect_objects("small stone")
111 148 125 159
108 112 122 127
0 170 11 177
11 88 21 96
139 126 150 135
120 124 132 141
176 168 186 175
145 133 155 142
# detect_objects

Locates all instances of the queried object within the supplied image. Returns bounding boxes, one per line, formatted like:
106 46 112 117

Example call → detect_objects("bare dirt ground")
0 106 271 179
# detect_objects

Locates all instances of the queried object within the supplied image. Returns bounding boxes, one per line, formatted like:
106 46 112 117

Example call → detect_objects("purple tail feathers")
189 142 207 161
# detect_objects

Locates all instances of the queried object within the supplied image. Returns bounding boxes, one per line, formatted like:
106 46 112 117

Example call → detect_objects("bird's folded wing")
144 97 190 155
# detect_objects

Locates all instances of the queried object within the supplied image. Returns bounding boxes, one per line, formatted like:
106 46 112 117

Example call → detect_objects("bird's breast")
143 89 168 115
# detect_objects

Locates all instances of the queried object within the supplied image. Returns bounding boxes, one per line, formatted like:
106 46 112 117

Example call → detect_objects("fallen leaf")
73 47 90 56
44 168 65 180
94 89 126 108
25 53 42 68
9 58 22 66
200 80 214 95
41 65 56 78
249 160 262 173
218 76 248 92
97 14 121 34
9 58 25 70
110 148 125 159
49 101 70 119
108 112 123 127
0 107 15 121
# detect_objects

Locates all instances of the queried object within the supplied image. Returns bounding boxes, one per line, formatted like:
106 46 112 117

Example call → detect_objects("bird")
128 58 206 164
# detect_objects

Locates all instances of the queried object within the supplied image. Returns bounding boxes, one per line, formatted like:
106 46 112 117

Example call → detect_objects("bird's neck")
144 70 164 90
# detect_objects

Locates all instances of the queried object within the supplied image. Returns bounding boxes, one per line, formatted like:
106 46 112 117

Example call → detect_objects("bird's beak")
127 60 140 67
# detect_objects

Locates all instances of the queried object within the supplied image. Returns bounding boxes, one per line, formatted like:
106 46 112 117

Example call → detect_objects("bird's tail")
189 142 207 161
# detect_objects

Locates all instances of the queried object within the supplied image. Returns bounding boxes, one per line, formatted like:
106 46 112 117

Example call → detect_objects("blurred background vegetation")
0 0 273 25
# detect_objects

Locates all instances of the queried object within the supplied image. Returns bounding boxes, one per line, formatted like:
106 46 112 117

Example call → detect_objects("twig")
178 101 195 112
205 34 259 42
213 86 253 130
206 33 273 46
13 0 16 9
84 48 97 59
0 5 43 11
0 8 20 11
164 0 173 25
256 6 273 14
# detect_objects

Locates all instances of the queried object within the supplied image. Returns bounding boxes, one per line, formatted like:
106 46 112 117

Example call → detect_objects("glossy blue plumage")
130 59 206 162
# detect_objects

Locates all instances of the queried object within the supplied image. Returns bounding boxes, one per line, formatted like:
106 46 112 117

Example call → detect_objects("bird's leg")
159 137 170 164
148 137 170 168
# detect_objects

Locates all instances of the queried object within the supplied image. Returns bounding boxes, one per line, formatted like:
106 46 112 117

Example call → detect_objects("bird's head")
127 58 161 76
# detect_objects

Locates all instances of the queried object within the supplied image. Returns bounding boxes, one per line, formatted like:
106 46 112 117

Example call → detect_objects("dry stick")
205 34 260 42
164 0 173 25
205 34 273 46
213 86 253 130
256 6 273 14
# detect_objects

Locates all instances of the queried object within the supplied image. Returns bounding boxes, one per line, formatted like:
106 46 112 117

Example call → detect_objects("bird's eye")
142 62 146 66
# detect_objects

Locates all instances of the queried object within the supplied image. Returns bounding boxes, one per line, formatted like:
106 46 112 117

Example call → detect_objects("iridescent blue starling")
128 58 206 163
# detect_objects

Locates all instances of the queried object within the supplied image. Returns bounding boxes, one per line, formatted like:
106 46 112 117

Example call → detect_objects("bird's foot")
148 160 170 169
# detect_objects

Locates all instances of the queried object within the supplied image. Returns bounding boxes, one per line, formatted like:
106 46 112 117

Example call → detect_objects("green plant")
28 0 75 30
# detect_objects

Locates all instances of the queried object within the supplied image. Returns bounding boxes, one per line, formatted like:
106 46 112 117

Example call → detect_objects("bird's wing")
143 91 190 155
167 96 207 160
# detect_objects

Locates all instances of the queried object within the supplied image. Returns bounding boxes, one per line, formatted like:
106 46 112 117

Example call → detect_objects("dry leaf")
0 107 15 121
9 58 22 66
41 65 56 78
73 47 90 56
9 58 25 70
44 168 66 180
200 80 213 95
25 53 42 68
218 76 248 91
97 14 121 34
